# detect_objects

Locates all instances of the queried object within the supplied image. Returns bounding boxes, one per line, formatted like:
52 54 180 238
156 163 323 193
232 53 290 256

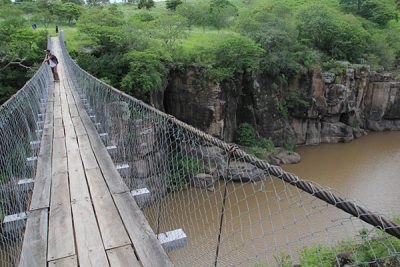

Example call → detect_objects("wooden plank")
48 201 75 261
71 199 110 267
53 105 62 119
80 148 98 170
72 94 129 194
106 245 141 267
19 209 48 267
85 168 109 198
48 157 75 261
69 104 79 118
53 118 64 139
52 137 66 159
113 193 173 267
93 147 130 194
67 148 90 202
72 116 87 136
77 134 91 149
30 143 52 211
48 256 78 267
90 191 131 249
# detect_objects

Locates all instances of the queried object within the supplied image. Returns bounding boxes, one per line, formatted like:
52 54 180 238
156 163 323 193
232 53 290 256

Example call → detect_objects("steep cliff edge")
154 64 400 146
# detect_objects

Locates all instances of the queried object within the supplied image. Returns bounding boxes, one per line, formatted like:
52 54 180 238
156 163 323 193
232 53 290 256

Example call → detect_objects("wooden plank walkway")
19 37 172 267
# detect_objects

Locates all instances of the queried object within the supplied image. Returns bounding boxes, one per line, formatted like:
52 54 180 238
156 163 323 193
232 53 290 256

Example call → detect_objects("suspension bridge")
0 34 399 266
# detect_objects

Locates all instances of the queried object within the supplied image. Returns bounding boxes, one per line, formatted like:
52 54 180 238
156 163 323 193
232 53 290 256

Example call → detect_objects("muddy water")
284 131 400 216
146 131 400 266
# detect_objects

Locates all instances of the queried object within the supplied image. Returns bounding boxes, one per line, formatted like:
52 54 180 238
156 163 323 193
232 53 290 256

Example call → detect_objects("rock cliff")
153 64 400 146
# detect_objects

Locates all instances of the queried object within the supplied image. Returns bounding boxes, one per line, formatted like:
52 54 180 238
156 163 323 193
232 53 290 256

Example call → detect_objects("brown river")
147 131 400 266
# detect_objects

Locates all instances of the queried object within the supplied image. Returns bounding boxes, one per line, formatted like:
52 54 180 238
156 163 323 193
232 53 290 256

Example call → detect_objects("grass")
181 28 237 51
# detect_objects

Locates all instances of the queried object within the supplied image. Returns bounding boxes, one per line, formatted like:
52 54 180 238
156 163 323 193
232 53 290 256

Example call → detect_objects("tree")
61 0 84 5
177 2 210 30
0 6 47 103
166 0 182 11
297 5 369 61
212 35 264 80
77 9 125 52
121 50 168 99
340 0 398 26
138 0 155 10
152 14 187 52
209 0 238 30
60 3 82 24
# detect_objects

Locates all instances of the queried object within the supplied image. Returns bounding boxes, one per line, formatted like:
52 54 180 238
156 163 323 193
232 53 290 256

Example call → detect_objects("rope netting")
47 32 400 266
0 39 52 266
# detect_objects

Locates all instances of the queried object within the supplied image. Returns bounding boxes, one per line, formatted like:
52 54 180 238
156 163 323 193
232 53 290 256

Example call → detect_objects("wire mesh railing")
0 41 52 266
60 31 400 266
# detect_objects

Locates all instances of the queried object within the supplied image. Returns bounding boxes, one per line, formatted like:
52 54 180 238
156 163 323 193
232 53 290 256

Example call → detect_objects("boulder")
191 173 218 191
228 161 266 183
273 148 301 165
196 146 227 174
321 122 354 143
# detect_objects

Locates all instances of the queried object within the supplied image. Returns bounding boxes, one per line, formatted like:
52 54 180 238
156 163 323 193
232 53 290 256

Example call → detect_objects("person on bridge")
43 49 59 82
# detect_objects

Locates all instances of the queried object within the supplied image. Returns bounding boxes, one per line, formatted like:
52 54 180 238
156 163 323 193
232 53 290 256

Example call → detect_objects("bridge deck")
18 38 171 267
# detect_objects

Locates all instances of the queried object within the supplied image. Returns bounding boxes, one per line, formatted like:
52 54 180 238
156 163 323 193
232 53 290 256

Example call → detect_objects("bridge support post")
3 212 27 233
158 229 187 253
131 188 150 208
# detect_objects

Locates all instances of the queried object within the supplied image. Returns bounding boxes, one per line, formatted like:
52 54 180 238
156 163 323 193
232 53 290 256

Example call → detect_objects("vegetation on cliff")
3 0 400 104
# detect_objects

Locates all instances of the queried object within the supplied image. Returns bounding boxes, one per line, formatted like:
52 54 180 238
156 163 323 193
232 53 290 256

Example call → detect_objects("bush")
340 0 398 26
121 49 169 99
235 123 257 146
166 0 182 11
259 137 276 153
300 244 336 266
283 140 295 153
297 5 369 62
167 155 203 192
212 36 264 81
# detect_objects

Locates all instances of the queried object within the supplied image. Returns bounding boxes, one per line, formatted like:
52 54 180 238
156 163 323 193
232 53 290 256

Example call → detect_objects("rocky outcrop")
159 64 400 147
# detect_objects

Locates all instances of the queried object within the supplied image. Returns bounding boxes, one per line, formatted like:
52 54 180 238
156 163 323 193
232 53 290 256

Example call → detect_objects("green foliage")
62 0 84 5
297 4 369 62
283 139 295 153
340 0 398 26
121 49 169 99
237 4 314 76
300 244 336 266
0 5 47 104
235 123 257 146
235 124 276 157
273 253 293 267
209 0 239 30
259 137 276 153
77 8 125 52
285 89 310 110
166 0 183 11
276 99 289 118
177 2 210 30
168 155 203 192
138 0 155 10
151 14 188 52
211 36 264 81
246 146 265 158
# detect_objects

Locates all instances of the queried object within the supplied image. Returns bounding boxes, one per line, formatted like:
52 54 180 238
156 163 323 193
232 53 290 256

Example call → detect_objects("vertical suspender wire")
214 146 237 267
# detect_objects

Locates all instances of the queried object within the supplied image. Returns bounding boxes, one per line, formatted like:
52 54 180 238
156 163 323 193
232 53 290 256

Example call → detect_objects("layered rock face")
160 65 400 146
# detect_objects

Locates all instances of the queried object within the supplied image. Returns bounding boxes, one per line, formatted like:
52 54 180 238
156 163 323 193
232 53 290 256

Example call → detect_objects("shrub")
212 36 264 81
166 0 182 11
283 139 296 153
235 123 257 146
300 244 336 266
259 137 276 153
167 155 203 192
297 5 369 62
